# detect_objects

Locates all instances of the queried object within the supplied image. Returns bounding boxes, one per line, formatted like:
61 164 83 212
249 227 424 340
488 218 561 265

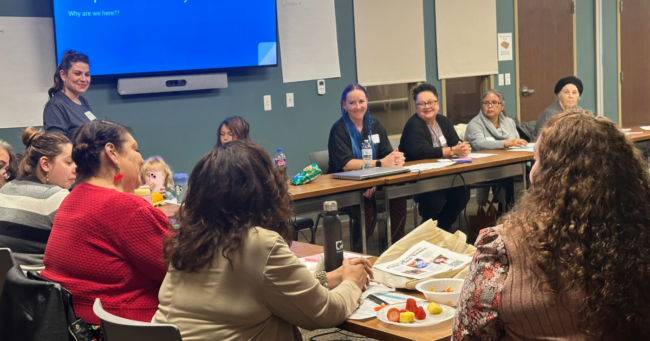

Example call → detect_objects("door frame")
514 0 578 122
617 0 622 125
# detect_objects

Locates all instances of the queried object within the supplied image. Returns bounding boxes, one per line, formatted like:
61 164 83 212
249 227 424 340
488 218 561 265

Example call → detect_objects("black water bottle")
322 201 344 272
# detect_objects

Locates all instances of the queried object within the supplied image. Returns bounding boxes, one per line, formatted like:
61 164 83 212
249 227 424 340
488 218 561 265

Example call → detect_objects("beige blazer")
153 227 362 341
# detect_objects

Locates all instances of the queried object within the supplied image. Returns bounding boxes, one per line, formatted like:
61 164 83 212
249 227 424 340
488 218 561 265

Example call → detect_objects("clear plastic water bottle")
362 140 373 169
322 201 344 272
274 148 287 176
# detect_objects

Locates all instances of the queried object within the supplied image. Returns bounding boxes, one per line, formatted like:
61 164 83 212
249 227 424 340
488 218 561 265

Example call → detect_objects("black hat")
554 76 583 95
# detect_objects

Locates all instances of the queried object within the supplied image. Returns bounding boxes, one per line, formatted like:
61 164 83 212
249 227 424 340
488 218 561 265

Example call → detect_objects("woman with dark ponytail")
43 50 95 140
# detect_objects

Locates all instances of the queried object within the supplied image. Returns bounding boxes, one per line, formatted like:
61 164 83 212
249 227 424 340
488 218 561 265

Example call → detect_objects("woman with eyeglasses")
465 89 527 211
399 83 471 231
0 139 18 188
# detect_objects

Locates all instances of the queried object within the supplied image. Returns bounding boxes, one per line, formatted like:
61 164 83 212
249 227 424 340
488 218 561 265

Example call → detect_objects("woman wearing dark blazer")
399 83 471 231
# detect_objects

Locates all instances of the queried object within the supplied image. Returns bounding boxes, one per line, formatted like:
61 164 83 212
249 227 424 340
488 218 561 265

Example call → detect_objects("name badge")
84 111 97 121
371 134 380 144
486 136 496 141
438 135 447 147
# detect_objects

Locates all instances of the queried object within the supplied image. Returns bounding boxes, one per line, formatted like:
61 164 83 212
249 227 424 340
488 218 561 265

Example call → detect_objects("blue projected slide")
52 0 277 76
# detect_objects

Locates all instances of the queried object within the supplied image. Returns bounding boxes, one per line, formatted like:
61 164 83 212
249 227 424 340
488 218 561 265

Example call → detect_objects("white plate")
376 301 455 327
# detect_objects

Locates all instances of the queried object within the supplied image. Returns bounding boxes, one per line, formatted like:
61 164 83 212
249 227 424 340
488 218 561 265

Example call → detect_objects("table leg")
521 163 527 192
375 186 391 252
359 191 367 255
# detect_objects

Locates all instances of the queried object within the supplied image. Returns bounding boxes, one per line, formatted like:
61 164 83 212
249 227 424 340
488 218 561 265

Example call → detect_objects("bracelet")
449 146 453 156
315 271 328 288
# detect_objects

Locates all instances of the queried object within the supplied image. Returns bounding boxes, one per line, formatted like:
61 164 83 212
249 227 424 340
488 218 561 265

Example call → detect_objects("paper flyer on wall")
373 241 472 280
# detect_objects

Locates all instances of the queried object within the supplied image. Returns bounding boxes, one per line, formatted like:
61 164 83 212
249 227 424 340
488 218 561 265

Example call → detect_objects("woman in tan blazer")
153 140 371 341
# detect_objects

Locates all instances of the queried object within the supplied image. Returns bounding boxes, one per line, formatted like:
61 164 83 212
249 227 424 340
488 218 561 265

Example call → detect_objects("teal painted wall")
602 0 619 122
0 0 621 176
495 0 517 120
576 0 597 112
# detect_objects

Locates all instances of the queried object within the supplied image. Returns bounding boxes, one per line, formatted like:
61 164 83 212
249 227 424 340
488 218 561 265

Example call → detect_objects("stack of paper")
507 143 535 152
404 162 457 172
467 153 497 158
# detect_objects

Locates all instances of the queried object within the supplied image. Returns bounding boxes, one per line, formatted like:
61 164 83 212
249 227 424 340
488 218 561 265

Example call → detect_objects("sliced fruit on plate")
387 308 400 322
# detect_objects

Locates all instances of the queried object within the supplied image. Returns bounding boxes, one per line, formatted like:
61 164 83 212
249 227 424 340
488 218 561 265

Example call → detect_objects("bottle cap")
172 173 188 180
323 201 338 211
277 148 282 152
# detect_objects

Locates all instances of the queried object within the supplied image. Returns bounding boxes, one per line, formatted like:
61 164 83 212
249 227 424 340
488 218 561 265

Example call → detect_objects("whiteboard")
0 17 56 128
277 0 341 83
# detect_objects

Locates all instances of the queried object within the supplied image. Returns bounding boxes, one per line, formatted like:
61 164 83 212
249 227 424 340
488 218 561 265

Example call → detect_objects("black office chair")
0 248 16 298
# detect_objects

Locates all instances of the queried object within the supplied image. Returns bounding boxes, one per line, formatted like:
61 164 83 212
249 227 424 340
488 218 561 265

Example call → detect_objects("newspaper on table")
373 240 472 280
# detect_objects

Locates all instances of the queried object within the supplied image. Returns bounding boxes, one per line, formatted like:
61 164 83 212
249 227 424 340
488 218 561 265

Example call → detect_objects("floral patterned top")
452 227 509 340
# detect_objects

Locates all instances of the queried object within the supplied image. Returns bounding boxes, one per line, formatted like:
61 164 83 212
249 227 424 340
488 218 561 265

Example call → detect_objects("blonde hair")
141 156 174 188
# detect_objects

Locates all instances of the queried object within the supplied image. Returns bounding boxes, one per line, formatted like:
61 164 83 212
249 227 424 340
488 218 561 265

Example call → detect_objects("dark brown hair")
215 116 250 148
412 83 438 102
72 120 132 180
19 127 71 178
165 140 294 272
48 50 90 99
502 110 650 339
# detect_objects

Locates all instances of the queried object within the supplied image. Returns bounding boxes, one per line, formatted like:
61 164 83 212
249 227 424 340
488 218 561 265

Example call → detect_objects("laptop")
332 167 409 180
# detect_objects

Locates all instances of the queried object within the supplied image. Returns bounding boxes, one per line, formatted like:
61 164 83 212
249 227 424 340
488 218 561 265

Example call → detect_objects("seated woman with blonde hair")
453 110 650 340
154 140 372 341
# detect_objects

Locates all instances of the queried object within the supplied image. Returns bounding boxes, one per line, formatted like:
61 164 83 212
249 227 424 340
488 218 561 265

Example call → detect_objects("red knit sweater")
42 182 169 325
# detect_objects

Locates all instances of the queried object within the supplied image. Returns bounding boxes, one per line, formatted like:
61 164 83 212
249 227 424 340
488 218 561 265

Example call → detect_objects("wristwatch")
375 160 382 167
449 146 454 156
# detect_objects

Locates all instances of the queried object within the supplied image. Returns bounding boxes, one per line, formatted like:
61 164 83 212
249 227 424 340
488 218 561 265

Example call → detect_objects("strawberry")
415 306 427 320
387 308 400 322
406 298 418 313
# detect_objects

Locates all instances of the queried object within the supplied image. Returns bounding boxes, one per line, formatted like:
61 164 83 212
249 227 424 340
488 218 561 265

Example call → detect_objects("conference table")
160 127 650 254
161 149 536 253
292 241 452 341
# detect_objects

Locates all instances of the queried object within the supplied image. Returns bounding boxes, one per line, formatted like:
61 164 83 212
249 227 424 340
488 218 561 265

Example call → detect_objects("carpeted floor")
295 181 526 340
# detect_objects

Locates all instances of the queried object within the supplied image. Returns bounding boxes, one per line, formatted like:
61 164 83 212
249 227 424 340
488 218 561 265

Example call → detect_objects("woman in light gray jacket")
465 89 527 210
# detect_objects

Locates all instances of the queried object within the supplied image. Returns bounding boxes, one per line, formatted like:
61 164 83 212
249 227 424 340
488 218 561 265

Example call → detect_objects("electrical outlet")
286 93 294 107
264 95 272 111
505 73 511 85
498 74 504 86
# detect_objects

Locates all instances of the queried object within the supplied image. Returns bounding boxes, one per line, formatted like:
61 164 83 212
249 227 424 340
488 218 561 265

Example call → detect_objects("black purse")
0 265 91 341
25 271 92 341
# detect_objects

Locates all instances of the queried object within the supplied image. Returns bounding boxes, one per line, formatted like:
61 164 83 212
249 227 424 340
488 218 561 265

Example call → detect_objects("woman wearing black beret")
535 76 583 136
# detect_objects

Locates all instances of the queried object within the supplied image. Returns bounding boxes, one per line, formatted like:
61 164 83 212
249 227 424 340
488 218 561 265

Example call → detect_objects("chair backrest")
309 150 330 175
93 298 183 341
0 248 16 296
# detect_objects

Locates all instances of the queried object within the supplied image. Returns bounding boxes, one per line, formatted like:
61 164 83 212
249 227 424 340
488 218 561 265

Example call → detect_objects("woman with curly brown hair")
153 140 372 341
452 110 650 340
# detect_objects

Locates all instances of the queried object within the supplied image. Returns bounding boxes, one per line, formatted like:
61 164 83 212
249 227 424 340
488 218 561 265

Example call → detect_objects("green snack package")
290 163 323 185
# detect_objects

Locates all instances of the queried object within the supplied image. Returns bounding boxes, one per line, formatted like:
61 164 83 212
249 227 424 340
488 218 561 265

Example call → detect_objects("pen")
367 294 389 306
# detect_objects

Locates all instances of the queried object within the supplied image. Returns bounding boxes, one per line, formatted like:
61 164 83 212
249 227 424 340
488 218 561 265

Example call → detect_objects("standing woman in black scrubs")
328 83 406 249
43 50 95 140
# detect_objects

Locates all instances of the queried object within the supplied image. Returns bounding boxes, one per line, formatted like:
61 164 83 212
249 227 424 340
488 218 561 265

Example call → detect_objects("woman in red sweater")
42 120 169 326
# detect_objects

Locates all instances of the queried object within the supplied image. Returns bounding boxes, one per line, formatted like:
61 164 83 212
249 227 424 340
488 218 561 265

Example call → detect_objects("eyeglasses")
481 101 502 107
416 100 439 108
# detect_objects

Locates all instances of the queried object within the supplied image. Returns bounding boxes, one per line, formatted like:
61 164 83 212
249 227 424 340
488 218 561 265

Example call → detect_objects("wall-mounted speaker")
117 73 228 95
